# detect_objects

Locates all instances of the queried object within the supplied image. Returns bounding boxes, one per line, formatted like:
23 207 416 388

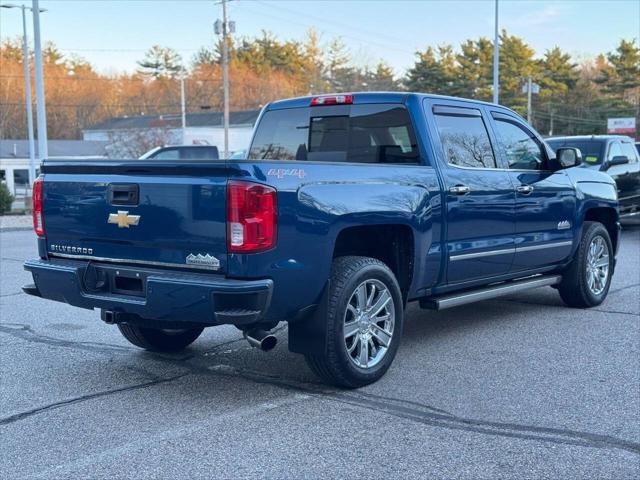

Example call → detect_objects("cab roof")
266 91 504 111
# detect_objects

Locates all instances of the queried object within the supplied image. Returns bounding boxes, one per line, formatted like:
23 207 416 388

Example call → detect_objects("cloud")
510 5 563 28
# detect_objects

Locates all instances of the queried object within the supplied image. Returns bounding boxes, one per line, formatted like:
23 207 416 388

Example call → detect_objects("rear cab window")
248 103 420 164
180 147 219 160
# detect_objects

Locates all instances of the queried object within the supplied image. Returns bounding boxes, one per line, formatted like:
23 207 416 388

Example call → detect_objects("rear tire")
118 324 203 352
305 256 404 388
558 221 613 308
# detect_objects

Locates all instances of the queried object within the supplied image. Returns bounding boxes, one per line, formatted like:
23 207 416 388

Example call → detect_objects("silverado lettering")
49 244 94 255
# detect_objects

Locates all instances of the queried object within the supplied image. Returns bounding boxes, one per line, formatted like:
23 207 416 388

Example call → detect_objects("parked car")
139 145 219 160
546 135 639 216
229 149 247 159
24 93 620 387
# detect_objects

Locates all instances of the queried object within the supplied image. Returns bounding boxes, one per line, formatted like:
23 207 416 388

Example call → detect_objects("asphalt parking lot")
1 226 639 479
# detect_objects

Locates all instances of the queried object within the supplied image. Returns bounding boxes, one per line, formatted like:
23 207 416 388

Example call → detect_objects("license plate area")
112 271 145 296
83 264 147 298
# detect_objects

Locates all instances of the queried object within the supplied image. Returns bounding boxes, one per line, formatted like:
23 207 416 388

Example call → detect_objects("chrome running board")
420 275 562 310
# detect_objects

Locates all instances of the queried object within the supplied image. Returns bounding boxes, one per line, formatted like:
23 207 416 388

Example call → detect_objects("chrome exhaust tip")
243 328 278 352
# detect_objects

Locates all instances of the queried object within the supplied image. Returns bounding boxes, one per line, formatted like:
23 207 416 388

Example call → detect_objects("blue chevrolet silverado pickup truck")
24 92 620 387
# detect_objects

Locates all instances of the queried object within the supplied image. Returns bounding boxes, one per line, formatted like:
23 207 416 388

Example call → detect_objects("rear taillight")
310 94 353 106
227 181 277 253
32 177 45 237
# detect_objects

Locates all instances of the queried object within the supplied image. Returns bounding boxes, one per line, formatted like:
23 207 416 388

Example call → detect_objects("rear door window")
248 104 419 164
150 148 179 160
607 142 623 161
433 108 496 169
620 142 638 163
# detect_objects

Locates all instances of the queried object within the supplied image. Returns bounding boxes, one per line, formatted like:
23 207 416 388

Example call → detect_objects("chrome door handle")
449 185 470 195
516 185 534 194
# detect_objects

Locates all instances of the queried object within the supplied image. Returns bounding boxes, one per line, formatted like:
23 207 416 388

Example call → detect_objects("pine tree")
456 37 494 100
0 38 23 63
302 28 326 93
43 42 64 65
364 61 400 91
326 38 353 92
498 31 539 113
533 47 579 134
137 45 183 79
437 45 458 96
404 47 447 94
539 46 579 96
192 46 217 66
596 39 640 98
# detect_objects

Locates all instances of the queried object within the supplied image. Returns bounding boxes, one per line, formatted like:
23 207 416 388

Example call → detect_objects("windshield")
546 139 605 165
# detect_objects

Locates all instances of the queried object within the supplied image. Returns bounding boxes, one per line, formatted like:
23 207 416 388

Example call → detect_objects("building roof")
0 139 108 159
85 109 261 131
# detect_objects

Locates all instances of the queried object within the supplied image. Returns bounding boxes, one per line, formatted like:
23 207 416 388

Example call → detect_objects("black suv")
547 135 639 216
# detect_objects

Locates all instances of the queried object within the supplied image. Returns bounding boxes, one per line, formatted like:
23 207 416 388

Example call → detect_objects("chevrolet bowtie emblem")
108 210 140 228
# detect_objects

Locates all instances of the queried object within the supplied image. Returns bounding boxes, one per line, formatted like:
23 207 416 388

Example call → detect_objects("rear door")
489 111 575 271
611 140 640 213
427 101 515 284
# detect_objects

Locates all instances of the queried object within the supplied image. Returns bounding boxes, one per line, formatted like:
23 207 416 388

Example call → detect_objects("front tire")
558 221 613 308
305 256 404 388
118 324 203 352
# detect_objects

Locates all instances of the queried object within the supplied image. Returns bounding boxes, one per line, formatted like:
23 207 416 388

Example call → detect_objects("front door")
489 111 576 271
608 140 640 214
428 103 515 284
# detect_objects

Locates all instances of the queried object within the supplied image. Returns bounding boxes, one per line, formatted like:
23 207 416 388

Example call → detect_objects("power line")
0 102 264 111
251 0 409 48
0 102 183 108
0 74 224 82
58 48 200 53
534 112 606 126
239 0 417 58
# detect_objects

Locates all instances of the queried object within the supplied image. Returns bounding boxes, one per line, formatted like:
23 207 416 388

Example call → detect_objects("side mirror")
556 147 582 169
603 155 630 170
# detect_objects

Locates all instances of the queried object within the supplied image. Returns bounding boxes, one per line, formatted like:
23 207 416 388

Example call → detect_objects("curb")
0 227 33 233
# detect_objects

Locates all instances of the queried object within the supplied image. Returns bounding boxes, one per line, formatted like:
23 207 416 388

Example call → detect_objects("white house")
0 139 107 205
82 110 260 157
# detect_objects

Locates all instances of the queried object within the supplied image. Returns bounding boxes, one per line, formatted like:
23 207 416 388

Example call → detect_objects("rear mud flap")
287 280 330 356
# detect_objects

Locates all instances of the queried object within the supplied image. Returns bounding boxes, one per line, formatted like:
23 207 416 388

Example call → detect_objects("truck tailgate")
41 160 229 273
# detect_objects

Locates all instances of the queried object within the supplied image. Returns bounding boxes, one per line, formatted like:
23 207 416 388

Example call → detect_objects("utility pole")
180 75 186 144
221 0 230 158
1 2 43 185
526 75 533 124
214 1 234 157
32 0 48 161
523 76 539 126
20 5 35 185
492 0 499 104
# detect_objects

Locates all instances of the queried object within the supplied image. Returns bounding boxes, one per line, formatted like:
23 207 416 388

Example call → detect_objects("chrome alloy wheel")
586 235 610 295
343 279 395 369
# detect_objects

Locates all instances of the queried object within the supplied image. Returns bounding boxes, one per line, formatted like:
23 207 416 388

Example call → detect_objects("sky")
1 0 639 76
